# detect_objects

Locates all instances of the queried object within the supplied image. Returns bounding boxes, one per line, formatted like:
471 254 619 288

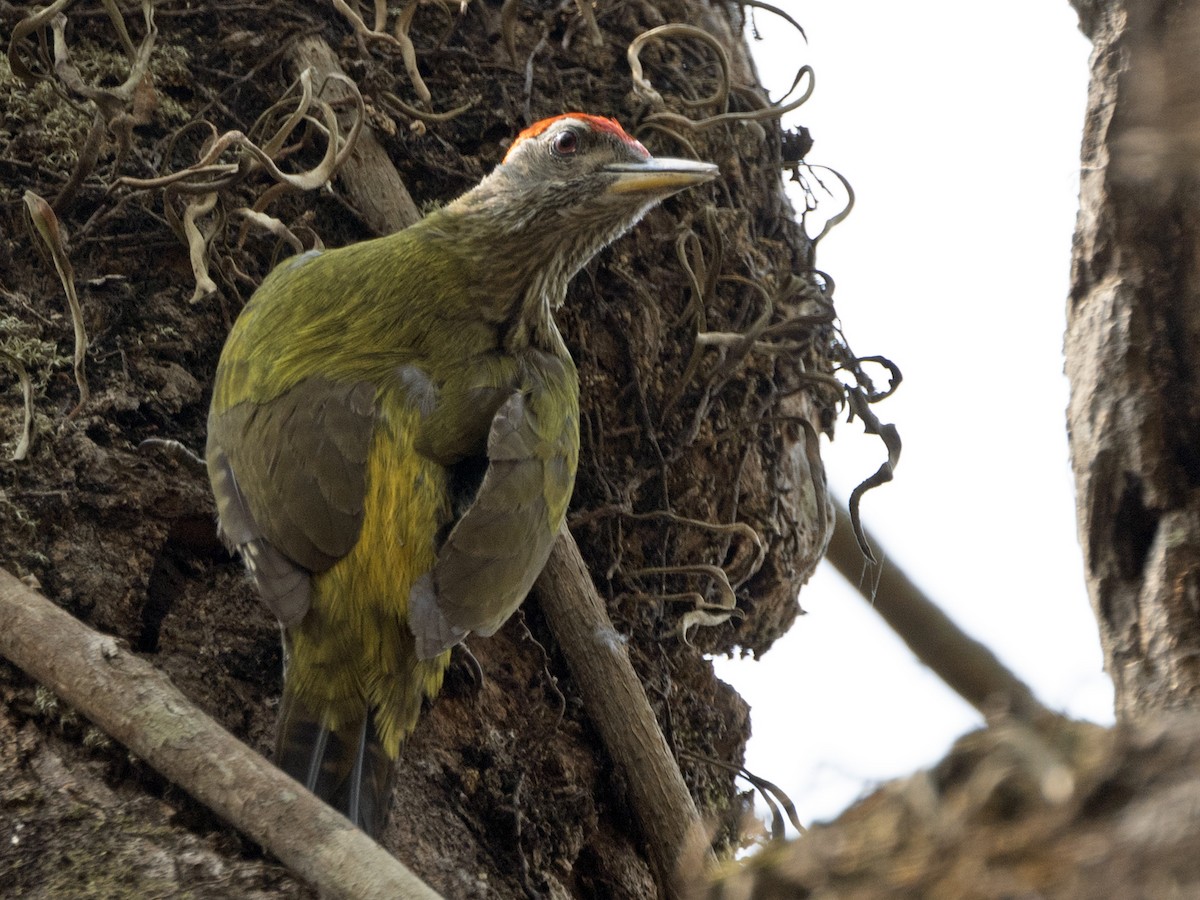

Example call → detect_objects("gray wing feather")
408 390 561 660
207 446 311 626
207 377 377 626
408 572 468 661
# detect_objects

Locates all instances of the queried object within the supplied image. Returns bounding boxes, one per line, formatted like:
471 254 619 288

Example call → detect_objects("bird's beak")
604 157 719 196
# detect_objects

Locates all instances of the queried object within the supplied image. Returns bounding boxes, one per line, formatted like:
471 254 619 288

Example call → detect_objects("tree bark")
0 1 826 896
1066 0 1200 718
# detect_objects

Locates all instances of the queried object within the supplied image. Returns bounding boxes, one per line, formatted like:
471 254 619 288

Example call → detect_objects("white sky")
712 2 1109 826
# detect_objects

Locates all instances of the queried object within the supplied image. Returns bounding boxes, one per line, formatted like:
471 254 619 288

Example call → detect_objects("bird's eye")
552 129 579 157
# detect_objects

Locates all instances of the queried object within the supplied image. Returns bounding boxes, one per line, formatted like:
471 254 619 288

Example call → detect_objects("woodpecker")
206 113 717 836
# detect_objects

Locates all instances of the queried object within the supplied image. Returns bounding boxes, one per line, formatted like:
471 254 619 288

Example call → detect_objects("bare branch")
0 567 445 900
824 500 1052 723
535 528 706 896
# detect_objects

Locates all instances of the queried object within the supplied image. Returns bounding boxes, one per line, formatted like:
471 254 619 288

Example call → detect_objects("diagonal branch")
535 527 705 895
824 498 1053 724
288 35 421 234
0 567 443 900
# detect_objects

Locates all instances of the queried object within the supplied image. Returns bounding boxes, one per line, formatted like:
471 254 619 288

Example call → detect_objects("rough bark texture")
1066 1 1200 718
676 4 1200 897
688 712 1200 899
0 1 832 896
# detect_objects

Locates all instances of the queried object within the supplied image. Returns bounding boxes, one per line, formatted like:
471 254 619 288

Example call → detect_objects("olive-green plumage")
206 114 716 835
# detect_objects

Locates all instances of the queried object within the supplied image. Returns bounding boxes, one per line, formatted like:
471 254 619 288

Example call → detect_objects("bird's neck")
417 188 598 356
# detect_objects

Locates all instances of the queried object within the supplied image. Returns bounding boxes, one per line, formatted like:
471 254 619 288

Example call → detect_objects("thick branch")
0 567 443 900
825 499 1052 723
288 35 421 233
535 527 702 896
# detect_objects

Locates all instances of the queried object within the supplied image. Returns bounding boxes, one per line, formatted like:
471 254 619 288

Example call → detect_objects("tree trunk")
677 4 1200 894
1066 0 1200 719
0 2 831 896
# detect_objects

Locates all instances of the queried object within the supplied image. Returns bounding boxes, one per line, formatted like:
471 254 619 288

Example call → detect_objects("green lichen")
0 55 93 172
0 315 60 370
0 32 193 202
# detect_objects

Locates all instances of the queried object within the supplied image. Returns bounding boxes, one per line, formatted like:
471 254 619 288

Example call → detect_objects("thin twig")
535 529 707 893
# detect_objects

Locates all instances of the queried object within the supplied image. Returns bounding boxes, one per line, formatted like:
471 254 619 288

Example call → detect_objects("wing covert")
408 352 579 659
207 377 377 625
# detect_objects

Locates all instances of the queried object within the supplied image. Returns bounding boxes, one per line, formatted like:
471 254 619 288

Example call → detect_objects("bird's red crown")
503 113 649 164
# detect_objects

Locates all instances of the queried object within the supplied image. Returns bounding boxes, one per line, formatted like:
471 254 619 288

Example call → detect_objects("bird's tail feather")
275 687 395 838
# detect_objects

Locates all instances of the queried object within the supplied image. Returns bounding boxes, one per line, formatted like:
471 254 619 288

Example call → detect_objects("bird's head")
492 113 717 230
442 114 718 302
